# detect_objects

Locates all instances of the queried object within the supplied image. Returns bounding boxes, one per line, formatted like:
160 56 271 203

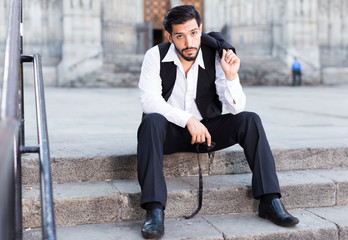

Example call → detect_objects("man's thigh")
203 112 255 151
163 122 196 155
163 112 255 154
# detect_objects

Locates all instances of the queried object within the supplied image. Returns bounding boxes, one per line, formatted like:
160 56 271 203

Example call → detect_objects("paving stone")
204 209 338 240
22 169 348 228
307 169 348 206
20 86 348 188
277 170 337 208
308 206 348 240
23 217 223 240
24 208 344 240
22 182 123 228
21 147 348 185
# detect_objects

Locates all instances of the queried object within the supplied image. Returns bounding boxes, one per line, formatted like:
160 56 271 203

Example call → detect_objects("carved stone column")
57 0 102 86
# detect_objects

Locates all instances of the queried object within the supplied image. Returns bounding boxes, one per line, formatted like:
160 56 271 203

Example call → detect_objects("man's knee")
239 111 262 124
138 113 168 137
141 113 167 126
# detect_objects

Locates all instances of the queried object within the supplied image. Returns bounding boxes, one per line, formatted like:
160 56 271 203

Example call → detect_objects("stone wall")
1 0 347 86
204 0 347 84
0 0 11 76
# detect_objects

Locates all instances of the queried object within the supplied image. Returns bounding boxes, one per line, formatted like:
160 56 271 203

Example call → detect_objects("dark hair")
163 5 201 34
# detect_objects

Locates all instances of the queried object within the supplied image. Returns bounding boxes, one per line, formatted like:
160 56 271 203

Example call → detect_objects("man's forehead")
172 19 200 34
173 27 199 35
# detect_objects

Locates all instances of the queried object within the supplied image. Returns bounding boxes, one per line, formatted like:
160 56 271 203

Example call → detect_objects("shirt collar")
162 43 205 69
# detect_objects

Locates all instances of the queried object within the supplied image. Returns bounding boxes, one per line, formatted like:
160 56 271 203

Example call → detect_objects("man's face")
165 19 202 62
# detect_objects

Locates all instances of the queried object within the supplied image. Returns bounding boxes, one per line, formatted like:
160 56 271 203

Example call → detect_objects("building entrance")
144 0 204 46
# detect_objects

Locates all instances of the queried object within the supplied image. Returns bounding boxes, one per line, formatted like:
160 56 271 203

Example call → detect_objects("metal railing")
0 0 56 239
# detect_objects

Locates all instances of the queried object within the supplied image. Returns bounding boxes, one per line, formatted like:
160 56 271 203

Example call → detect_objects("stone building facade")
1 0 347 86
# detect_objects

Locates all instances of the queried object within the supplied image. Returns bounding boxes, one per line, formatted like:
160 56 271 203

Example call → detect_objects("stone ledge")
22 147 348 185
24 206 348 240
22 169 348 228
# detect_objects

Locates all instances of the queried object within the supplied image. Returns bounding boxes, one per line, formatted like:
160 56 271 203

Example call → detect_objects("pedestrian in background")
291 57 302 86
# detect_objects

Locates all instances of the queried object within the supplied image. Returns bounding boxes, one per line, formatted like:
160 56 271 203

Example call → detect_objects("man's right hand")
186 116 211 146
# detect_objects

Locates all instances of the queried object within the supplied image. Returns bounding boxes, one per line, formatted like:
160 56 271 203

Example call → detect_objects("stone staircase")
238 56 291 86
60 54 298 88
238 55 320 86
61 55 143 88
22 146 348 239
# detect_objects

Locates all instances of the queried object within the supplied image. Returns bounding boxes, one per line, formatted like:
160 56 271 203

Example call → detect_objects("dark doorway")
153 29 164 46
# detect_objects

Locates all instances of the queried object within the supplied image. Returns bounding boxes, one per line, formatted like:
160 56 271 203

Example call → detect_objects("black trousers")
292 70 302 86
137 112 280 209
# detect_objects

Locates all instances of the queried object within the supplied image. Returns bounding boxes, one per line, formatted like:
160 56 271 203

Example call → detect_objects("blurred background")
1 0 347 87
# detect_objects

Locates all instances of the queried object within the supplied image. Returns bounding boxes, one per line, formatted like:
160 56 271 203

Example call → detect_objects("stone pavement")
24 206 348 240
20 84 348 240
22 85 348 159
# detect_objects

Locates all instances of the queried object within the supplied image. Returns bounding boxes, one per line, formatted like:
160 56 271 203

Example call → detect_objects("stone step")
22 147 348 185
23 206 348 240
64 54 296 87
22 168 348 229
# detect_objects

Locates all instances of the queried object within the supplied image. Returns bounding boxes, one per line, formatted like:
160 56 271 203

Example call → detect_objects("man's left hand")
221 49 240 81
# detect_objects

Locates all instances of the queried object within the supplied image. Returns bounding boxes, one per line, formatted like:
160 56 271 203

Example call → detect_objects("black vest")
158 41 222 120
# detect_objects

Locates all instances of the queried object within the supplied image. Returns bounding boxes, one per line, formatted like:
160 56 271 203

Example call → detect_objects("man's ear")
199 24 203 32
165 31 172 43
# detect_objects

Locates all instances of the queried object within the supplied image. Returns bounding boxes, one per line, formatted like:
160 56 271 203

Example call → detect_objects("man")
137 5 299 239
292 57 302 86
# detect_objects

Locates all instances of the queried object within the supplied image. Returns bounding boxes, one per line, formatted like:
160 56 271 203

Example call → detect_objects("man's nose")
185 36 193 47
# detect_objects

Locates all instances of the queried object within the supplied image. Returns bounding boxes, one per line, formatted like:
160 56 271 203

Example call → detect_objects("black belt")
184 141 215 219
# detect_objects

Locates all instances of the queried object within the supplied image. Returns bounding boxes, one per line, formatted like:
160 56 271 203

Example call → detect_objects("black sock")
145 202 163 210
261 193 280 204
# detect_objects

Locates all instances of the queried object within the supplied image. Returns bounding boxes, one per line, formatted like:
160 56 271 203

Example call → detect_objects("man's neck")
175 50 198 78
180 59 195 78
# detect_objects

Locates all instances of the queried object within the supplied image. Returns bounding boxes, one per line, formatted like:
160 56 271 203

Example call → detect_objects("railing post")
14 125 22 240
33 53 56 240
1 1 56 239
0 120 18 240
16 1 24 239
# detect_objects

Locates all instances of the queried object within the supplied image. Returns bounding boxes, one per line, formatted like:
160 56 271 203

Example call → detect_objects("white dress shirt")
139 43 246 128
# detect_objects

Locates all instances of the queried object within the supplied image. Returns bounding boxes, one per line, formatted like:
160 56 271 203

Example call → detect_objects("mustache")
182 47 198 52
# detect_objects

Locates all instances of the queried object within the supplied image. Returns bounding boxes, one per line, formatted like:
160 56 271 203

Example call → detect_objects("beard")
174 44 200 61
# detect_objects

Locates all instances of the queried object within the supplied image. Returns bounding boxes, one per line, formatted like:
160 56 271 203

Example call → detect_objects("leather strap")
184 141 215 219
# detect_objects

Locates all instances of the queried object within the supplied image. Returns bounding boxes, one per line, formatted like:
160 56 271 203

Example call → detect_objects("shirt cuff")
165 109 193 128
226 75 243 94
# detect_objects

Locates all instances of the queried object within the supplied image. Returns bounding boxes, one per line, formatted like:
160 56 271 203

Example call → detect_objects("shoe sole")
258 211 299 227
142 229 164 239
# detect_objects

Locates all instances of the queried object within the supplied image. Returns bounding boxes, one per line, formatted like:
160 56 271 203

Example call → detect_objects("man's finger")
221 49 226 59
205 132 211 147
191 135 196 145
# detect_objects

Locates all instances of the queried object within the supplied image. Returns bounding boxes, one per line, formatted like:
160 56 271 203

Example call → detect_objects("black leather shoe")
141 208 165 239
258 198 299 227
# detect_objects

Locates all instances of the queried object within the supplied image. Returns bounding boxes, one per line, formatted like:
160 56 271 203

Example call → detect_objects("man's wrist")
184 114 194 127
226 73 238 81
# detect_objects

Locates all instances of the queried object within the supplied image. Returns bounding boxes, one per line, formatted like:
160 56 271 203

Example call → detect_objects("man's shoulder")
145 42 172 59
144 44 162 62
146 44 159 54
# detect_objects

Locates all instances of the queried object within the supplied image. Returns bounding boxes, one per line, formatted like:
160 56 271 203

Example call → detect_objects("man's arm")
139 46 211 146
139 46 193 128
186 116 211 146
215 49 246 114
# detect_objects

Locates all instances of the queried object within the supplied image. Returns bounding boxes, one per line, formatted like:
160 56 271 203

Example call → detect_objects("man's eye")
176 35 183 39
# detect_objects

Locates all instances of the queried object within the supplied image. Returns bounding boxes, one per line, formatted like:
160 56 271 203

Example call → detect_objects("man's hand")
186 116 211 146
221 49 240 81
